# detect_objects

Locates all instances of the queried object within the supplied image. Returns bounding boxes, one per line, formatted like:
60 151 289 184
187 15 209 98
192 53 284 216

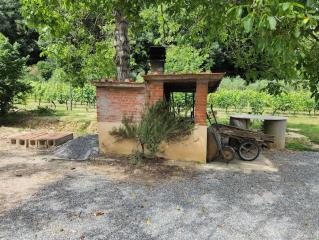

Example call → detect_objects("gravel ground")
0 150 319 240
53 135 99 161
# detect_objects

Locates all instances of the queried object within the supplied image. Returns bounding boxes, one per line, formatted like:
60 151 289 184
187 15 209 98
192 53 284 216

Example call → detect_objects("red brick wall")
96 87 146 122
146 82 164 105
96 80 208 124
195 82 208 125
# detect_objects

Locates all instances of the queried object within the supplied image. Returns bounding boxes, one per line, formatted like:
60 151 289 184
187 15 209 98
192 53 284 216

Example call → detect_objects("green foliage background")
0 34 31 114
209 77 318 115
17 0 319 102
0 0 318 114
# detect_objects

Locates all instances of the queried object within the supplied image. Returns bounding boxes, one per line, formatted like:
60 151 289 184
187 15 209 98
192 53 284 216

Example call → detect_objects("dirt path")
0 143 78 213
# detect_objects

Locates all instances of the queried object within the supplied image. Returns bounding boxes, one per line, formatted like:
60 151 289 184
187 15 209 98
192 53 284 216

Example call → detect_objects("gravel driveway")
0 150 318 240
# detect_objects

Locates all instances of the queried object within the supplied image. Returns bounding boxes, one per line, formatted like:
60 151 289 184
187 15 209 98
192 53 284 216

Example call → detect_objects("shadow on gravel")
85 157 199 186
1 150 319 240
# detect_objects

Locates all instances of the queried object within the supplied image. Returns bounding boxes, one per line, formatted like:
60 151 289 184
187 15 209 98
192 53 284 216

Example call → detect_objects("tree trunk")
114 10 130 81
68 83 73 111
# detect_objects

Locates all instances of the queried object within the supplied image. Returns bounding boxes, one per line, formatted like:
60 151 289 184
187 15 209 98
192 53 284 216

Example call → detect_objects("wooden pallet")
10 131 73 149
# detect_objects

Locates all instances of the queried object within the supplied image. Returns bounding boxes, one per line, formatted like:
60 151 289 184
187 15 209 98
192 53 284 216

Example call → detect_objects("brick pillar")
195 81 208 125
147 82 164 105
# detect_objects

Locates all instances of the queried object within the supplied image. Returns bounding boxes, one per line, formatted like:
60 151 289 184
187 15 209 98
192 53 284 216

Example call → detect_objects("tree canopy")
19 0 319 100
0 0 41 64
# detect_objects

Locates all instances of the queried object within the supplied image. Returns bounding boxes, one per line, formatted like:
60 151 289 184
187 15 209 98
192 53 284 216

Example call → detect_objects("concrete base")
98 122 208 163
263 120 287 149
230 117 251 129
160 125 207 163
98 122 137 155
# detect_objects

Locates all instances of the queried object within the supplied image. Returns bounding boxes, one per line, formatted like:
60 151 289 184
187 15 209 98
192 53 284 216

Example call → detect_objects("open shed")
144 73 224 124
92 71 224 163
93 46 226 163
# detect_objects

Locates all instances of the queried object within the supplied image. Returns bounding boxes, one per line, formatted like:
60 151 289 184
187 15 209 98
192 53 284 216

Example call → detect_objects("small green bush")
36 60 56 80
249 92 270 114
110 101 194 159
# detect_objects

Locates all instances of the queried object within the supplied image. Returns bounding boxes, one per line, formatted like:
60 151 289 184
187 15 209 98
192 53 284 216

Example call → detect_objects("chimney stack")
149 46 166 73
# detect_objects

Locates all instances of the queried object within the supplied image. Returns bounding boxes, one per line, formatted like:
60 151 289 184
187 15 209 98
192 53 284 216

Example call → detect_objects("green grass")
0 100 97 136
288 123 319 144
13 100 96 122
286 116 319 144
286 142 317 152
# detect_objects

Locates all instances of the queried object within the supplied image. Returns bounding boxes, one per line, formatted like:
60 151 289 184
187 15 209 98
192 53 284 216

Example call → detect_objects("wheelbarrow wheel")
238 141 260 161
222 146 236 162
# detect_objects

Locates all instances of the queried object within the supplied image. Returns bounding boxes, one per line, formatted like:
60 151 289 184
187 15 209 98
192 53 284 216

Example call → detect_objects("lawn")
14 100 96 122
286 117 319 144
0 100 97 135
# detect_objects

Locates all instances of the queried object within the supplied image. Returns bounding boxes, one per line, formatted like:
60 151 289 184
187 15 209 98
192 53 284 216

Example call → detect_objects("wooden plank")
213 124 274 143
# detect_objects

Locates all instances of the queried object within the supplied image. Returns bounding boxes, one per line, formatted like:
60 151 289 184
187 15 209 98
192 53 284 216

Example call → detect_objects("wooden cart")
207 109 274 162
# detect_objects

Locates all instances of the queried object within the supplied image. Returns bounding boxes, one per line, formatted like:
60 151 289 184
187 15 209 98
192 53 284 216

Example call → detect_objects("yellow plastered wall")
98 122 207 163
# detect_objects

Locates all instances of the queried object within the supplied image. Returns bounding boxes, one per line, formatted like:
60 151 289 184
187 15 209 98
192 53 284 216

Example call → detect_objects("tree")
20 0 157 81
137 1 318 99
20 0 319 101
0 0 41 64
165 45 208 73
114 10 130 80
0 34 31 114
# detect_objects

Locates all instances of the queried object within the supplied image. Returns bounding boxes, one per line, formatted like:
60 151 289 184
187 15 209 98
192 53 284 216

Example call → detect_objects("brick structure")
95 82 145 122
92 72 225 163
195 81 208 125
146 81 164 105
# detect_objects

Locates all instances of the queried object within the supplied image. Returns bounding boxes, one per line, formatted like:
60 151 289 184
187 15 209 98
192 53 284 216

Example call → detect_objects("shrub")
209 89 235 112
233 90 251 112
219 76 246 90
288 92 305 115
304 98 316 115
249 92 270 115
110 101 194 159
209 87 317 115
36 60 56 80
271 93 290 114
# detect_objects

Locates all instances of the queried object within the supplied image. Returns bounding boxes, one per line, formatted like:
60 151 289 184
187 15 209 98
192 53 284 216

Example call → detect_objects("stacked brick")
195 82 208 125
10 132 73 149
146 82 164 105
